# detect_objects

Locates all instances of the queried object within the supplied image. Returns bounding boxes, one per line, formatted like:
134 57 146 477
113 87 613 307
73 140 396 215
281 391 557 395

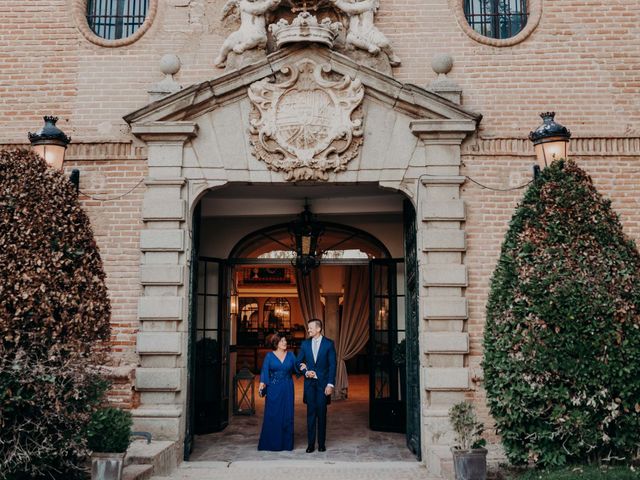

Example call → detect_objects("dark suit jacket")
296 336 337 402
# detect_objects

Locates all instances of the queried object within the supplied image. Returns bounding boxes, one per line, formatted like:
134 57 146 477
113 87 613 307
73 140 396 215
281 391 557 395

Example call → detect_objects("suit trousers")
305 380 328 447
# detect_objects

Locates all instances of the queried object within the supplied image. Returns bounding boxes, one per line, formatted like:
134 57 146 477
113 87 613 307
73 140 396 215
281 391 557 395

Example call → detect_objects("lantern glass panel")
233 368 256 415
33 144 66 170
534 137 569 168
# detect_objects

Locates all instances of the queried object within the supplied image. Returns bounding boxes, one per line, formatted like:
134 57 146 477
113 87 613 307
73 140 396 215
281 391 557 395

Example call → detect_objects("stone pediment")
123 46 481 126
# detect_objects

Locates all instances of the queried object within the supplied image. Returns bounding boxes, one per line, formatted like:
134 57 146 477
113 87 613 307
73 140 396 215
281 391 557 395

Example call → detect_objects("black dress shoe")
318 445 326 452
306 446 315 453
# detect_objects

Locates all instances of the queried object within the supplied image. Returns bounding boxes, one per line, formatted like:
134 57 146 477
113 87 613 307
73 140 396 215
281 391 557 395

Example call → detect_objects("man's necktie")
312 339 319 362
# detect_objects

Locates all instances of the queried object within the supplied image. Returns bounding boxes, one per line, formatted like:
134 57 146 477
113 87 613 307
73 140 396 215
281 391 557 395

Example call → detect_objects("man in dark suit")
296 318 337 453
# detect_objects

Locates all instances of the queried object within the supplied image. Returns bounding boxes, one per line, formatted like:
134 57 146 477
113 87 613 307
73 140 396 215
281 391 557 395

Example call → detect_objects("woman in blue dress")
258 332 297 451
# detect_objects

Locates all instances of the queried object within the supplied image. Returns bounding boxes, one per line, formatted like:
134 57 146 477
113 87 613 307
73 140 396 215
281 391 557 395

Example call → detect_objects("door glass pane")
396 295 406 332
396 263 405 295
205 296 219 330
198 261 206 294
375 296 389 330
375 363 390 398
204 330 218 340
375 330 389 354
206 263 220 295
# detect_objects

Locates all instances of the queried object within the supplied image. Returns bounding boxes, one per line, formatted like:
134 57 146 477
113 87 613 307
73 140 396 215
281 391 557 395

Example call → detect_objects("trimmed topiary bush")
87 407 133 454
483 159 640 467
0 149 112 479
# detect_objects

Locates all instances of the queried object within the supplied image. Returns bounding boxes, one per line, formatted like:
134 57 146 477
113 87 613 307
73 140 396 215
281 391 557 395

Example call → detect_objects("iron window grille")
464 0 527 39
86 0 149 40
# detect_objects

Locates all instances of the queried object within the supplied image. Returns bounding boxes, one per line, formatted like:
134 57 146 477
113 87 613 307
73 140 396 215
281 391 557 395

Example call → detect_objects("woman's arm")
260 352 270 385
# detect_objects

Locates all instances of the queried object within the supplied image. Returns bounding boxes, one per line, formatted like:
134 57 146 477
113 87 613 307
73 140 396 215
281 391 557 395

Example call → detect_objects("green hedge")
0 150 112 479
511 465 640 480
483 160 640 467
87 407 133 454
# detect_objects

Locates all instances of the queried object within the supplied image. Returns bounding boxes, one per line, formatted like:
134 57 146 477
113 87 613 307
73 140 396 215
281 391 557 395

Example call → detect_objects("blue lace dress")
257 351 296 451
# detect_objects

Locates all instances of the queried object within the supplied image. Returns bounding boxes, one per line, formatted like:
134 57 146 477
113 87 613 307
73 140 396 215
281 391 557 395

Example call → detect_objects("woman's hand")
300 363 307 371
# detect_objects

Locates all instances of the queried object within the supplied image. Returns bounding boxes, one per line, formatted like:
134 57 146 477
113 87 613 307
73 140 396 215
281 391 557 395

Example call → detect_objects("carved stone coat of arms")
248 59 364 181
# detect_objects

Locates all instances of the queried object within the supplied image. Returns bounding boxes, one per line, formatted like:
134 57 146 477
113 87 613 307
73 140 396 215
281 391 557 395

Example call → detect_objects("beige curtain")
295 268 323 325
335 266 369 399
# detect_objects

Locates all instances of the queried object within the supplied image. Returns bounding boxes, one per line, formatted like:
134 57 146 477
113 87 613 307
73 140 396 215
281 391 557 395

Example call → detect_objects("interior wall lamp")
528 112 571 178
28 116 78 191
289 203 325 275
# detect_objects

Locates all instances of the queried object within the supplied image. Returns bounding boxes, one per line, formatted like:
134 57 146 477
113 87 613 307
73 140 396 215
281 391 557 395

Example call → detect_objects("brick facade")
2 0 639 476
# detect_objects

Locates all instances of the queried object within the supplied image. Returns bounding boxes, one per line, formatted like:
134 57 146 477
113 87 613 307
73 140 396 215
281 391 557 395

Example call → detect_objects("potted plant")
87 407 133 480
449 401 487 480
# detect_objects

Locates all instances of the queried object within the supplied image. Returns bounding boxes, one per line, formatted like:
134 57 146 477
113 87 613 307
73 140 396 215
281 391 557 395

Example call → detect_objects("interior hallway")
189 374 416 461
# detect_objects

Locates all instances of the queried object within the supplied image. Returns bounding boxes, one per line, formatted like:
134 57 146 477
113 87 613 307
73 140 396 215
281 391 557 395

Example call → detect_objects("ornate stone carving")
214 0 281 68
330 0 401 66
248 59 364 181
269 12 342 48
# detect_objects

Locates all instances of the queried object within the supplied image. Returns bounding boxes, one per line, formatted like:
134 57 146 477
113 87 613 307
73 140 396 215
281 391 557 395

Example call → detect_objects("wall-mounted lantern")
28 116 79 191
529 112 571 178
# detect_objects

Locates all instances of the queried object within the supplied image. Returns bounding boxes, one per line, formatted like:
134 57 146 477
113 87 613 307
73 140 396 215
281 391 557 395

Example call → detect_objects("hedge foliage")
0 149 111 479
483 160 640 468
87 407 133 454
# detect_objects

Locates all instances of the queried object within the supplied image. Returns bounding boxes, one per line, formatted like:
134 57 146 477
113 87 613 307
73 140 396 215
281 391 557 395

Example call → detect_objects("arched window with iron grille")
464 0 527 39
86 0 149 40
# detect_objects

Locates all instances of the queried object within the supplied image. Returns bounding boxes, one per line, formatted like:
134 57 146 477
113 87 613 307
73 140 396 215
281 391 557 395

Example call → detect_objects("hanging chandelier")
289 204 324 275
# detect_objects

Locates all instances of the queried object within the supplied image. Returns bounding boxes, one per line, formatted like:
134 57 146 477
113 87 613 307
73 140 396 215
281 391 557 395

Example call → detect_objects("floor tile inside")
189 374 417 462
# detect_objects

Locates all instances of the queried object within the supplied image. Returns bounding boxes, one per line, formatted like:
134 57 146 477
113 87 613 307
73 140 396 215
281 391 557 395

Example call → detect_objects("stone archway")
126 46 479 478
183 189 414 461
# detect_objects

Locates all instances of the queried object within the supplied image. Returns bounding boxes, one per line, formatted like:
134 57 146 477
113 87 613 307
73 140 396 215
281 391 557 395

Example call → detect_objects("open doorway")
184 184 420 461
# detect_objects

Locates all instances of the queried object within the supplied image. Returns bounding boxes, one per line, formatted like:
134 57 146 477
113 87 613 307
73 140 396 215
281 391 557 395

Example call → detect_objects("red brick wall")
67 149 146 408
462 152 640 437
1 0 638 142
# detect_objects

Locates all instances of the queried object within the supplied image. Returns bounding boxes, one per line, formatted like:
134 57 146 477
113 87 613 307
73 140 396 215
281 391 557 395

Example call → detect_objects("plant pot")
451 447 487 480
91 452 125 480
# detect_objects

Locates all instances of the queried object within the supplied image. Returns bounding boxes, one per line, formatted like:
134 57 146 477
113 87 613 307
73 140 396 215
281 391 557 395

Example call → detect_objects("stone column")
410 119 476 479
130 121 198 441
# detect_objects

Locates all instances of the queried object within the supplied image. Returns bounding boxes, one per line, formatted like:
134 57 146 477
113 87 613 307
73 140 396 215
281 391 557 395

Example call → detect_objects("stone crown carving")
269 12 342 48
248 59 364 181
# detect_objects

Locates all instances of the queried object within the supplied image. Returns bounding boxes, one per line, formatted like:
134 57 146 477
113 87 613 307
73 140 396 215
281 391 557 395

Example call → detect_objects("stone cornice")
463 137 640 157
131 122 199 142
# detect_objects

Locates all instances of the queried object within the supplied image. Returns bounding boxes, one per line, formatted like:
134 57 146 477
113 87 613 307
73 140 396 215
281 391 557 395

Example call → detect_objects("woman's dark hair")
268 332 288 350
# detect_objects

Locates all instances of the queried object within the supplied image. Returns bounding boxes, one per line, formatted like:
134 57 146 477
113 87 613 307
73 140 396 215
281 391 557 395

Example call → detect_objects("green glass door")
369 259 406 433
192 257 230 435
403 199 421 459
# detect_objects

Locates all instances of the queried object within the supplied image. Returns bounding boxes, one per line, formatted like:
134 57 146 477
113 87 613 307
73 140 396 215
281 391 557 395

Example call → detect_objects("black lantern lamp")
289 204 325 276
529 112 571 178
28 116 78 191
233 365 256 416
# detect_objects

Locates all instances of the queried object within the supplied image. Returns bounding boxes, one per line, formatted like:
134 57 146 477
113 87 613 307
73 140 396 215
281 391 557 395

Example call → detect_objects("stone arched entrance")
125 45 479 477
186 184 421 459
183 183 417 460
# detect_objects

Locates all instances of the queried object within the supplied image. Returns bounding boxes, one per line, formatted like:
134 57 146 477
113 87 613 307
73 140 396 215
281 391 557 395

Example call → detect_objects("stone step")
126 440 180 477
123 464 154 480
149 462 431 480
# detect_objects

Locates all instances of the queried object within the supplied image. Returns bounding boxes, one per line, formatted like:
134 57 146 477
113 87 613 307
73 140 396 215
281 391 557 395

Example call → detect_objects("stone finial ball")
160 54 181 75
431 53 453 75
